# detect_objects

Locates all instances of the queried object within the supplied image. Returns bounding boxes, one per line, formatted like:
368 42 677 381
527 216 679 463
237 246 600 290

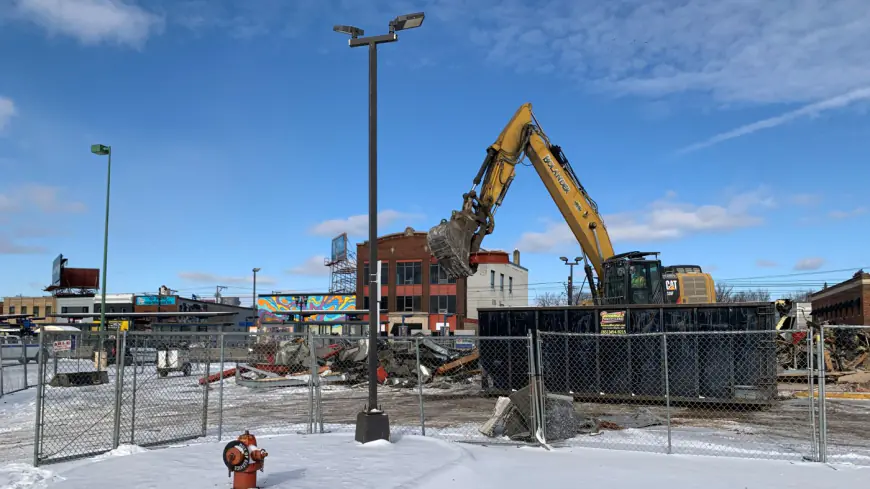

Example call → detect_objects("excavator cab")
600 252 666 305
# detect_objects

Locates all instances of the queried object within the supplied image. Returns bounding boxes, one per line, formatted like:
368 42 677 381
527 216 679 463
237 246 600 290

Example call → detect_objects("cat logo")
665 279 678 291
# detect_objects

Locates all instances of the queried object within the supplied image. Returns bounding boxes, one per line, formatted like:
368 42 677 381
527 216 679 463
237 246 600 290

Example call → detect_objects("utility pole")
215 285 228 304
560 256 583 305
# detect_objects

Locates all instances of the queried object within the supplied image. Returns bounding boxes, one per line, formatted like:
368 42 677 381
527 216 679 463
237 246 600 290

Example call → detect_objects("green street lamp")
91 144 112 340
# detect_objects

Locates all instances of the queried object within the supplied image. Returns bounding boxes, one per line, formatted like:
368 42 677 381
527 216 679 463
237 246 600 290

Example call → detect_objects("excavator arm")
428 103 615 285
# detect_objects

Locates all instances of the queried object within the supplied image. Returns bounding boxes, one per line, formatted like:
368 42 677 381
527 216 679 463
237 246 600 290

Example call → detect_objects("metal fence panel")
35 330 120 465
0 334 40 397
206 332 313 440
819 325 870 465
119 332 212 448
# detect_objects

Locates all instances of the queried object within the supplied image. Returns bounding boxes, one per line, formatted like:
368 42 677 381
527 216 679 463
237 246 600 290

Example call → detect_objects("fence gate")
35 331 120 465
119 332 211 449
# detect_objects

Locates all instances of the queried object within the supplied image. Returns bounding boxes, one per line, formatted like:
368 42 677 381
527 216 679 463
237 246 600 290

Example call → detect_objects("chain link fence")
29 327 870 467
0 334 41 397
818 325 870 465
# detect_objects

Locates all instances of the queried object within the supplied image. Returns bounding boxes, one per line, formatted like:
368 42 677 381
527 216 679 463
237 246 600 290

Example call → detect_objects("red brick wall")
356 231 468 329
811 280 869 325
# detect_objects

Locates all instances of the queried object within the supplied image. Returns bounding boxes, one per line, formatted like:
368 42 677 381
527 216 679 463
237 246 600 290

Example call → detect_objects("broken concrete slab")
837 371 870 384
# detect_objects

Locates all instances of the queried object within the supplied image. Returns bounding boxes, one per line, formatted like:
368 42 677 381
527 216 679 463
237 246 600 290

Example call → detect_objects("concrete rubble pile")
246 337 480 388
479 384 663 443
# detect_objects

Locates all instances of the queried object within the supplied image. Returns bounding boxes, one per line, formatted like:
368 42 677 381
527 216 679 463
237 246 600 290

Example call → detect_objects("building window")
8 306 14 314
509 277 513 294
61 306 68 314
396 262 422 285
429 295 457 314
395 295 422 312
500 273 504 291
45 306 52 317
362 261 389 285
490 270 495 289
363 296 389 311
21 306 27 315
33 306 40 317
429 263 457 284
81 306 90 313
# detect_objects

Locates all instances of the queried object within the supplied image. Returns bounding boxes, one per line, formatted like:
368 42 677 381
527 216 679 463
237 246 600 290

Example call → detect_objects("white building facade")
466 250 529 321
55 296 95 323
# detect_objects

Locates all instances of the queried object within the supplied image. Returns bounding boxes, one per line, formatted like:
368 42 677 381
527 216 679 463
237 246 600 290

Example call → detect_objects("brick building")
810 271 870 325
356 227 465 334
356 227 527 334
1 296 57 323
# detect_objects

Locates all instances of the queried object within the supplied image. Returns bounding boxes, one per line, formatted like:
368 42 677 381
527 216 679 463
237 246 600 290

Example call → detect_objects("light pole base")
355 410 391 444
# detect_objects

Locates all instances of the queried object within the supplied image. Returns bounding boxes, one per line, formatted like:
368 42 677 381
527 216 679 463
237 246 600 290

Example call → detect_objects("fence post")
306 329 315 434
661 332 672 454
22 336 28 389
0 334 5 397
32 329 47 467
816 326 827 463
112 332 127 449
415 336 426 436
130 334 138 445
201 335 211 438
218 332 225 442
806 330 817 462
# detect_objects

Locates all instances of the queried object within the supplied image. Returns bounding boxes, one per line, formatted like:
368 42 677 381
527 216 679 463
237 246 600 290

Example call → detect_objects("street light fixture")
561 256 583 305
334 11 425 444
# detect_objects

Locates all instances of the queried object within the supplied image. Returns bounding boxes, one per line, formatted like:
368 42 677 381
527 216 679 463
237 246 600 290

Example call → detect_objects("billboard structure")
45 255 99 297
331 233 348 262
52 254 66 287
324 233 356 294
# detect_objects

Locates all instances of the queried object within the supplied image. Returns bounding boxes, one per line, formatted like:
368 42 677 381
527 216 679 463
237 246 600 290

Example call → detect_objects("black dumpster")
478 302 777 404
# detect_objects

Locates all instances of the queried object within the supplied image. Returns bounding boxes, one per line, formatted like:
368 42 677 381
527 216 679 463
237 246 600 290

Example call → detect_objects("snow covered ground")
1 432 867 489
2 358 869 475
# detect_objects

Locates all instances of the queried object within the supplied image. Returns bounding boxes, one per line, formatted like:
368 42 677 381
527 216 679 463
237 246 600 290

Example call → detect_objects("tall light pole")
334 11 425 444
252 268 261 328
91 144 112 332
560 256 583 305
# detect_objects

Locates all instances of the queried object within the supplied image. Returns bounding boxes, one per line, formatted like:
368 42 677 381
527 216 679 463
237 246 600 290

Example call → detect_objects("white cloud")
433 0 870 105
0 235 47 254
0 96 15 131
13 0 164 48
755 259 778 268
829 207 867 220
177 271 277 286
0 184 87 214
794 257 825 271
287 255 330 277
309 210 421 238
676 87 870 154
789 193 823 207
516 188 772 253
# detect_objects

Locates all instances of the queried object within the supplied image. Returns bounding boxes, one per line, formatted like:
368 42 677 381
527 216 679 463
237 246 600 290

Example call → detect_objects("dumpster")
478 302 777 404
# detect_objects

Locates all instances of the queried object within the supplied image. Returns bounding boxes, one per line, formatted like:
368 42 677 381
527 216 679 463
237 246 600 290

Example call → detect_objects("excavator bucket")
427 216 476 279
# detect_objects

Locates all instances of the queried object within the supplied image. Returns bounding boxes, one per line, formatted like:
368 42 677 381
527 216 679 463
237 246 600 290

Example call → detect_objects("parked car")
0 335 49 364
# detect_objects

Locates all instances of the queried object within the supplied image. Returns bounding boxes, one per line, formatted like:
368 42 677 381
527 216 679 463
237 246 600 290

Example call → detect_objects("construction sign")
599 310 626 335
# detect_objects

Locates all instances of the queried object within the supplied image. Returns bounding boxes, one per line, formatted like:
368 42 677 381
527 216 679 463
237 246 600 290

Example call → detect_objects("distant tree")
716 284 771 303
535 292 568 307
784 289 813 302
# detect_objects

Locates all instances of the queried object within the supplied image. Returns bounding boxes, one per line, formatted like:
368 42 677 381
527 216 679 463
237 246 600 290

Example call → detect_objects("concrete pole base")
354 411 391 444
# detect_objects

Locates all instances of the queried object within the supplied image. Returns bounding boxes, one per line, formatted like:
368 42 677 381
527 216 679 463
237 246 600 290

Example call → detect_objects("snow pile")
91 444 148 460
358 439 391 448
0 463 63 488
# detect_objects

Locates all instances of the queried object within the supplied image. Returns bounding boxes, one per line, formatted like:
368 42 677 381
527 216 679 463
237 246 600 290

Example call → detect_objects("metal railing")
27 326 870 467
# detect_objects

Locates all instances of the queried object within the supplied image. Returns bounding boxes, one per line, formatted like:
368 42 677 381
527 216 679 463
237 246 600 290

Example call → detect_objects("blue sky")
1 0 869 303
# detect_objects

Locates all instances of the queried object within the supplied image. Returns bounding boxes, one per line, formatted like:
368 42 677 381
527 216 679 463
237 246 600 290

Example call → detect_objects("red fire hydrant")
223 430 268 489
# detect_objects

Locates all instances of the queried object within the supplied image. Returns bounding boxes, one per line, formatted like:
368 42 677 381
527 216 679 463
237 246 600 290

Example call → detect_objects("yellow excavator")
427 103 716 306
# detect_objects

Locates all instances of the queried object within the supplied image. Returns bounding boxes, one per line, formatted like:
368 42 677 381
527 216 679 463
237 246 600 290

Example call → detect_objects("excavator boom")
428 103 614 281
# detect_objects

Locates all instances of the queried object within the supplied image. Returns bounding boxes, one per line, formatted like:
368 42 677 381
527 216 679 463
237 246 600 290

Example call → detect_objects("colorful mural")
257 294 356 323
